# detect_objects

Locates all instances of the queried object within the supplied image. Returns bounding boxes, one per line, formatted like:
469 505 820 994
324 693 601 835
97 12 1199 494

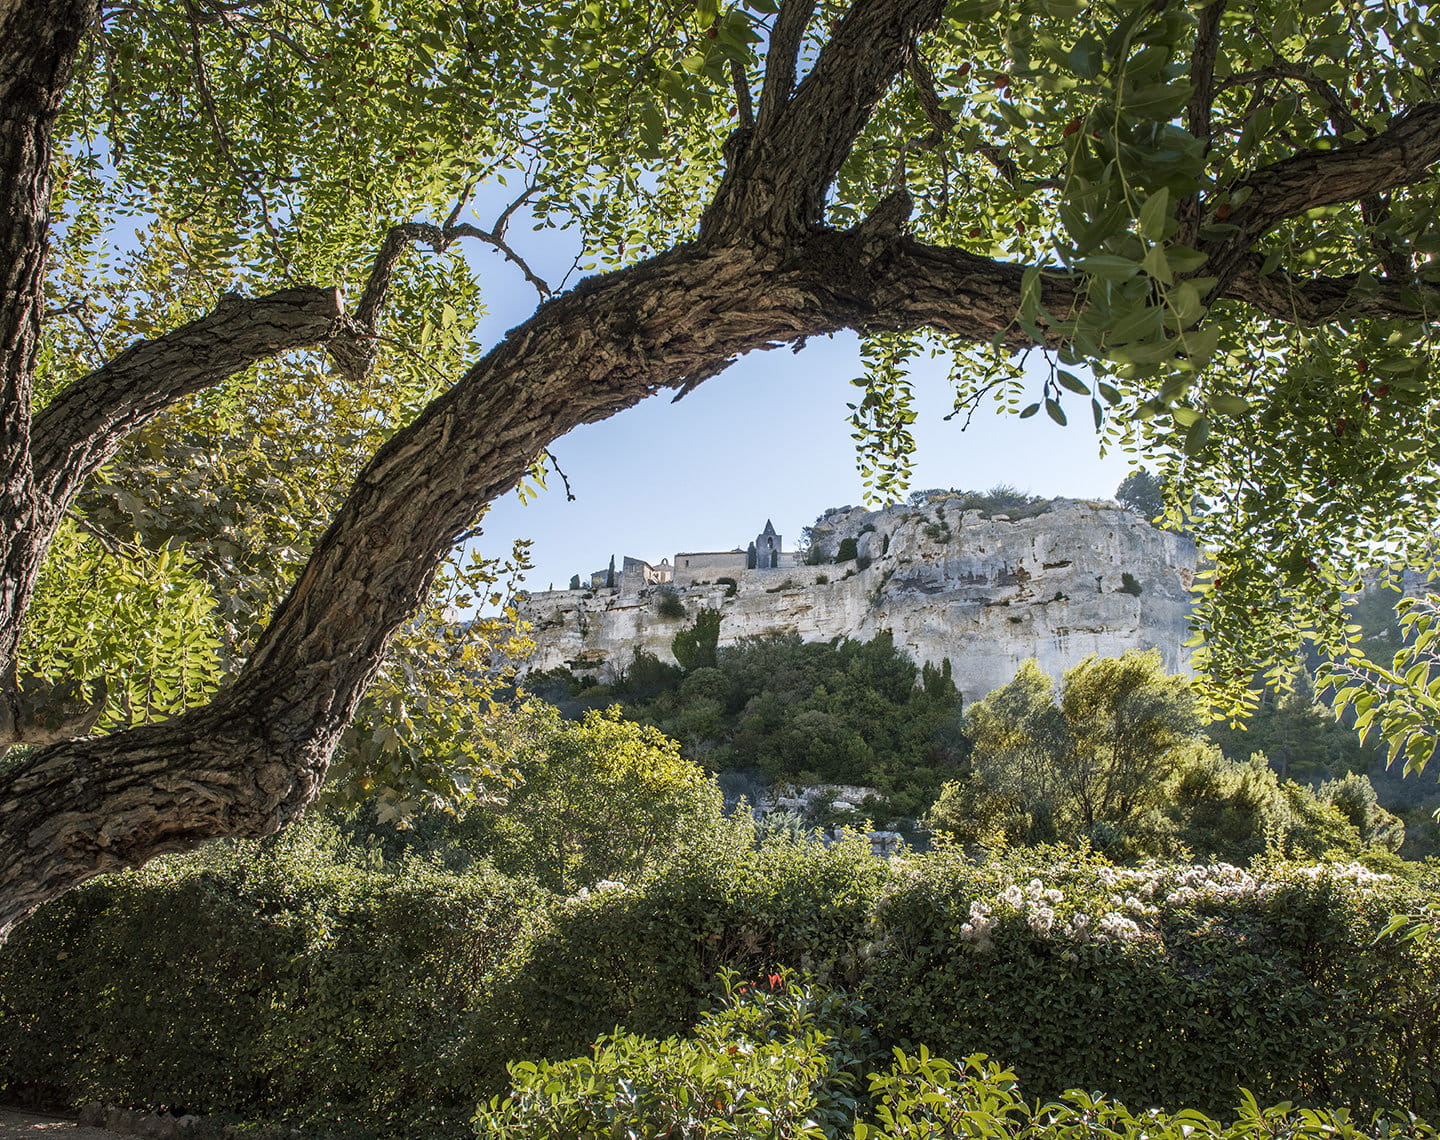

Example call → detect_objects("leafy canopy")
22 0 1440 801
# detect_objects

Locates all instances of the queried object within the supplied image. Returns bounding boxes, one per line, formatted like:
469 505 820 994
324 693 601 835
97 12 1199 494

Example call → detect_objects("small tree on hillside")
672 608 723 672
1116 469 1166 520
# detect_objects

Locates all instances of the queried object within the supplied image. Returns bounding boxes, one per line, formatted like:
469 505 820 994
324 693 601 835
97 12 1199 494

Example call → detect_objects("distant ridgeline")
516 493 1198 703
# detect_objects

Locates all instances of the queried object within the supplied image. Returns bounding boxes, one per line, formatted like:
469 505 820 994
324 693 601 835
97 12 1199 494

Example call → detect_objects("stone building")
753 519 782 569
570 520 798 592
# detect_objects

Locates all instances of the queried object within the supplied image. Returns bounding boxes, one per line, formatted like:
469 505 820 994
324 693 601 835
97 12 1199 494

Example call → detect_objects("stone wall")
672 550 749 586
517 499 1197 701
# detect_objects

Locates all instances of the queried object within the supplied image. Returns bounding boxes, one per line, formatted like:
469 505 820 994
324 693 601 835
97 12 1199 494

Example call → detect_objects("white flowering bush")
869 848 1440 1117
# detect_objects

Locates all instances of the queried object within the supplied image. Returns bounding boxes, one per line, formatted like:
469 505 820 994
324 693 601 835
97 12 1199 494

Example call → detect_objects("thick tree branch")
0 676 105 753
730 58 755 129
907 48 954 149
1223 257 1440 325
1202 100 1440 297
701 0 946 243
754 0 815 133
30 287 345 513
0 0 96 670
1178 0 1226 245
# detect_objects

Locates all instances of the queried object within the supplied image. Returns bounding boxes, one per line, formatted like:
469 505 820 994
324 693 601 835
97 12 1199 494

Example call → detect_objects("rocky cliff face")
516 498 1197 701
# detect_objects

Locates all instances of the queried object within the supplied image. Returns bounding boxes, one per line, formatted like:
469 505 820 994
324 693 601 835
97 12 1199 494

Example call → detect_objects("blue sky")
461 206 1139 596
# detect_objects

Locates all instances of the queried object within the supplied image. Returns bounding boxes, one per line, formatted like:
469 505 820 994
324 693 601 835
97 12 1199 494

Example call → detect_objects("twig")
544 450 576 501
448 222 551 298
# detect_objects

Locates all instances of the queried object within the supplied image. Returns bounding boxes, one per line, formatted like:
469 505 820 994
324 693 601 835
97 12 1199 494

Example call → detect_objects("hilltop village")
518 494 1198 702
567 520 798 593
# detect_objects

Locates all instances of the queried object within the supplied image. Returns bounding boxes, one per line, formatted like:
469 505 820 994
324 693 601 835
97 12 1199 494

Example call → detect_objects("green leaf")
1165 245 1209 274
1208 394 1250 416
1138 188 1169 241
1168 281 1205 326
1183 415 1210 455
1068 34 1104 79
1142 243 1174 284
1045 398 1067 426
1076 254 1140 281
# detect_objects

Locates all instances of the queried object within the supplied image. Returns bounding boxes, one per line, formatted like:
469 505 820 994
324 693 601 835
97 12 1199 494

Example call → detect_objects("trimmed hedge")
0 828 884 1135
0 834 543 1134
1 829 1437 1135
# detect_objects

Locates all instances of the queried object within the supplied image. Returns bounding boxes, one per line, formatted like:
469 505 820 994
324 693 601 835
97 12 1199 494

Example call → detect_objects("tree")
1115 469 1165 520
954 659 1069 840
449 704 729 893
1058 651 1201 828
951 653 1199 843
671 608 723 672
4 0 1440 935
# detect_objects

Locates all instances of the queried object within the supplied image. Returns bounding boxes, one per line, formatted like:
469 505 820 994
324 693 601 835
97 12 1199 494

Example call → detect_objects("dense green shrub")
477 1016 1439 1140
0 829 886 1134
1165 746 1401 863
479 832 887 1070
0 827 540 1134
867 848 1440 1117
4 832 1437 1136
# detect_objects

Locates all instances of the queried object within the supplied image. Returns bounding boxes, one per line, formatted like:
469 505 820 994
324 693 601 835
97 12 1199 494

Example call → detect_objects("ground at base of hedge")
0 1108 120 1139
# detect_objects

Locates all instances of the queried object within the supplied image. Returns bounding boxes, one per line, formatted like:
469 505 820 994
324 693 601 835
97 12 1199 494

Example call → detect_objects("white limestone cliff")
515 498 1197 701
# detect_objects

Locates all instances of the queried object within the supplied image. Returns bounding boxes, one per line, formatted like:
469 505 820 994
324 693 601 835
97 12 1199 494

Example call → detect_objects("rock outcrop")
516 498 1197 701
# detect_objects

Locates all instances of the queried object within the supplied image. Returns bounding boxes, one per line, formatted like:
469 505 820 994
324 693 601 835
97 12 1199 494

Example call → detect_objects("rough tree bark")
1 0 1439 937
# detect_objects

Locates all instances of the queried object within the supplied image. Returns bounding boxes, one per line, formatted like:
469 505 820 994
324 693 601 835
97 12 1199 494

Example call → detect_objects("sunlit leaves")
1324 595 1440 779
325 543 536 822
850 334 923 502
19 522 224 728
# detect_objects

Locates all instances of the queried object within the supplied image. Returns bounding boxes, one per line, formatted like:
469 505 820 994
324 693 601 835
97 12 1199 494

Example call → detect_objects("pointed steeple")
761 519 777 536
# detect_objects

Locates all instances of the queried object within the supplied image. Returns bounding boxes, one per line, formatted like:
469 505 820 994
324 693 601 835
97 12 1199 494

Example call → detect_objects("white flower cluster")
1096 912 1143 941
1289 862 1392 885
1278 861 1394 899
567 879 627 904
948 859 1396 954
959 878 1070 949
1093 862 1260 907
958 900 997 952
